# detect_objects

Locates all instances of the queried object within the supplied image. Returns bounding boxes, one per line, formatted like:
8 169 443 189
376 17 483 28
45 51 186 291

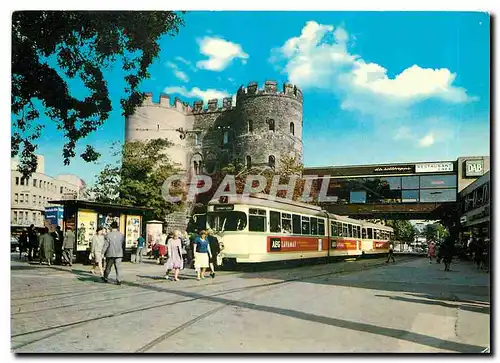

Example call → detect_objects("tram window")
331 222 338 237
367 228 373 239
362 228 367 239
270 211 281 233
318 219 325 236
282 213 292 234
249 209 267 232
207 212 247 232
348 224 353 238
342 223 348 237
292 214 301 234
311 217 318 235
357 226 361 238
301 216 311 235
353 226 358 238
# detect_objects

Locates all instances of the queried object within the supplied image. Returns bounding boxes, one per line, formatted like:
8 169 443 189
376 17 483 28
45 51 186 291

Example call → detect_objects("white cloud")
165 62 189 83
163 86 230 103
272 21 475 114
175 56 191 66
197 36 249 71
418 133 435 147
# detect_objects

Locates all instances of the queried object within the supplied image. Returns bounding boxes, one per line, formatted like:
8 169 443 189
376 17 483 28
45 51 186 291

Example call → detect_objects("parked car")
11 236 19 252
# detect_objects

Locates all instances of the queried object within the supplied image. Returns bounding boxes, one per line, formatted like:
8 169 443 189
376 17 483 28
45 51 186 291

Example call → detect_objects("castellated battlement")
142 92 192 114
236 80 303 103
140 92 234 115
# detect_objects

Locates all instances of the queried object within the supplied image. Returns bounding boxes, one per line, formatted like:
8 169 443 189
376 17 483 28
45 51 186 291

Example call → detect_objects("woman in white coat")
90 227 106 276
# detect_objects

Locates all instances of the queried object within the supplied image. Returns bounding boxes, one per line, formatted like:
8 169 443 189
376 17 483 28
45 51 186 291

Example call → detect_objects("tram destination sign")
213 204 234 212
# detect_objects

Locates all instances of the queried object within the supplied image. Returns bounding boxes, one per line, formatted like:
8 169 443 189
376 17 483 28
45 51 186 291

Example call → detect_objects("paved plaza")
11 254 490 353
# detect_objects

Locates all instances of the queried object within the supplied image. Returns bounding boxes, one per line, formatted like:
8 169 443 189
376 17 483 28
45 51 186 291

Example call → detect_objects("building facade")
126 80 304 175
11 155 84 228
459 171 490 241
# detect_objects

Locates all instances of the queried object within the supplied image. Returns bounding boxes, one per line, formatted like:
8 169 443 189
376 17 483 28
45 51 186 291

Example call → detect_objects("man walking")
386 242 395 263
62 227 75 266
134 234 145 264
102 221 124 285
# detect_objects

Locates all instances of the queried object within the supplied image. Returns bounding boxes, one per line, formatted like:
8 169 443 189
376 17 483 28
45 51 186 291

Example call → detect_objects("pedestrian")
207 229 221 278
19 229 28 261
187 230 198 268
428 241 436 263
90 227 106 276
193 230 211 281
441 238 455 272
157 230 168 265
134 234 146 264
385 242 395 263
165 230 184 281
102 221 124 285
475 239 484 270
27 224 38 261
62 226 75 266
39 227 54 266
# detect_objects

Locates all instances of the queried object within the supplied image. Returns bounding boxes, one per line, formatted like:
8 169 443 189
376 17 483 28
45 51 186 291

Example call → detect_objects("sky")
25 11 490 185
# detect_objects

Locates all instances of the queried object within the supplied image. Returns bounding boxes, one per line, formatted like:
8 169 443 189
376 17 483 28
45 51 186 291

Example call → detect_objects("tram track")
12 256 417 352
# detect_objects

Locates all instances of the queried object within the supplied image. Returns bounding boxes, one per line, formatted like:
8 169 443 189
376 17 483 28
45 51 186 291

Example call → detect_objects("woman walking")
165 230 184 281
90 227 106 276
39 227 54 266
428 241 436 263
193 230 211 281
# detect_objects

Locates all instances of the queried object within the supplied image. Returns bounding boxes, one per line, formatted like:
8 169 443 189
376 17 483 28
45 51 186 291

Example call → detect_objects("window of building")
20 178 25 186
32 212 36 223
25 211 28 221
246 155 252 169
402 190 419 203
420 175 457 189
15 177 19 185
420 189 457 203
33 179 37 187
268 155 275 169
223 131 229 145
268 119 275 132
60 186 63 193
14 193 18 203
270 211 281 233
248 120 253 133
195 133 202 146
350 191 366 203
290 122 294 136
292 214 301 234
402 176 419 189
249 208 267 232
281 213 292 233
13 211 17 223
39 180 42 188
32 195 36 205
19 194 23 203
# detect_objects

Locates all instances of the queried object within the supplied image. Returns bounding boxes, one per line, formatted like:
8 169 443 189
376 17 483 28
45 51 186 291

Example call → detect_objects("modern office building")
11 155 86 228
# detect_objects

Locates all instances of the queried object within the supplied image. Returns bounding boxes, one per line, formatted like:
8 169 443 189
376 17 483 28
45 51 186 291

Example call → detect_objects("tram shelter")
48 199 153 263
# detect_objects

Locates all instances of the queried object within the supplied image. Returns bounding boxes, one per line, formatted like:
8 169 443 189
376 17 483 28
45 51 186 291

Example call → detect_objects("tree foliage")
12 11 184 176
425 222 449 242
90 139 183 220
386 220 416 243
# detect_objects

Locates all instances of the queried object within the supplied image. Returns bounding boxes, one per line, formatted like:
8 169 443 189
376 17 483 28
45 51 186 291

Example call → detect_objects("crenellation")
207 99 218 111
222 97 232 109
264 80 277 93
247 81 258 95
159 93 170 106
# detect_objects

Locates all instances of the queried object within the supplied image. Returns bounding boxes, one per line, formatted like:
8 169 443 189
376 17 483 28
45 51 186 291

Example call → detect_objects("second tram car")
199 193 393 265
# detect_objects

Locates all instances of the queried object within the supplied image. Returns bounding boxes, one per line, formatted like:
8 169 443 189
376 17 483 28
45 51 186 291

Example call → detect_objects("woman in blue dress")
193 230 210 280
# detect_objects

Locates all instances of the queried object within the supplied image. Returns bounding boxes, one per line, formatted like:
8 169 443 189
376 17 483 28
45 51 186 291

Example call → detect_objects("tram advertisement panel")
374 241 388 249
125 215 142 249
267 236 327 252
76 210 97 252
330 239 358 250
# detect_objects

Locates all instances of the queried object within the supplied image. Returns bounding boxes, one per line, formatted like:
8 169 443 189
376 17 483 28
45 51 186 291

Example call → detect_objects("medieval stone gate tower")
125 80 304 230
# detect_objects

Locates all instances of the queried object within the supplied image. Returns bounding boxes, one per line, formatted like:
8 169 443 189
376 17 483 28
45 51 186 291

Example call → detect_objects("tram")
198 193 393 265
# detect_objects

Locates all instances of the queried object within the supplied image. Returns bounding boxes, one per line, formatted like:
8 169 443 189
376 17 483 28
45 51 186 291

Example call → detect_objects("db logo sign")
465 160 484 177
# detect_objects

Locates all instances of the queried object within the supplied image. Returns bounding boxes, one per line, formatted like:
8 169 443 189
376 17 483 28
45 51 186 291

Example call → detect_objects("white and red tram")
201 193 393 264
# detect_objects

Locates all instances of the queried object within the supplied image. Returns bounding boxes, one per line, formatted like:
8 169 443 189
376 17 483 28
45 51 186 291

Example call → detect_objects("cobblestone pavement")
10 254 490 353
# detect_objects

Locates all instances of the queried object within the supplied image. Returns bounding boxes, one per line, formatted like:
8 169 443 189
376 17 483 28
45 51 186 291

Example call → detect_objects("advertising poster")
267 236 328 253
97 212 120 231
125 215 142 249
44 206 64 231
146 223 163 247
373 241 389 249
120 215 126 235
77 210 97 252
330 239 358 250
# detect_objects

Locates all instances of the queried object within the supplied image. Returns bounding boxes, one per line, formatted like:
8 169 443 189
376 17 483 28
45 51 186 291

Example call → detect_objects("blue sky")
27 11 490 185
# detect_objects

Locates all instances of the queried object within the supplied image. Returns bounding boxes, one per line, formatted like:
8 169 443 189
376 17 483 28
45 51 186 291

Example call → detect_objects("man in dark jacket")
52 226 64 265
102 221 124 285
19 230 28 260
27 224 38 261
207 229 221 277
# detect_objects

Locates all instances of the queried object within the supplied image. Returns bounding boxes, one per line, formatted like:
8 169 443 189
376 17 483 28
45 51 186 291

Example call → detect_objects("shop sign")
415 162 454 173
465 159 485 177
